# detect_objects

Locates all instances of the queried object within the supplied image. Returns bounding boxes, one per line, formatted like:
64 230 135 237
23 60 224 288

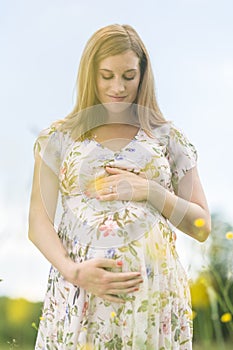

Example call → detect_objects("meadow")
0 214 232 349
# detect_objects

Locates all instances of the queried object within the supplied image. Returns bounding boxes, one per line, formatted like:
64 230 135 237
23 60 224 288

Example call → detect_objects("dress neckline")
91 127 142 153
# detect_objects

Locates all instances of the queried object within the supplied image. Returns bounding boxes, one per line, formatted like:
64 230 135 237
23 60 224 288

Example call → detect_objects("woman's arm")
28 153 76 277
28 155 143 302
147 166 211 242
92 166 211 242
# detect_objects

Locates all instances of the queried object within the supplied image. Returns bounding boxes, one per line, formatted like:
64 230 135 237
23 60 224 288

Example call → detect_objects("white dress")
33 122 197 350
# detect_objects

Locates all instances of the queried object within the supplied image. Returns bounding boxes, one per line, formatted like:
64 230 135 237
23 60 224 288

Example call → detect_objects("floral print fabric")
33 122 197 349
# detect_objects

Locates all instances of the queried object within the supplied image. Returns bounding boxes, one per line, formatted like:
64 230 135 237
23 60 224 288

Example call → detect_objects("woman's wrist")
147 180 167 212
60 258 80 284
140 177 150 201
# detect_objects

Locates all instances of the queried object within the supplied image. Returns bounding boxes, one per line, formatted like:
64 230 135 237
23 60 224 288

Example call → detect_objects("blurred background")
0 0 232 349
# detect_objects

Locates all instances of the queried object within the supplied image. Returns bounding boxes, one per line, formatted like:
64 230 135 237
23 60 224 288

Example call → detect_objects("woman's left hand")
86 166 148 202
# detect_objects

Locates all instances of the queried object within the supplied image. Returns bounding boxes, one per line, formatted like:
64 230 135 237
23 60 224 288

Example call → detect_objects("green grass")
0 347 32 350
0 343 232 350
193 343 233 350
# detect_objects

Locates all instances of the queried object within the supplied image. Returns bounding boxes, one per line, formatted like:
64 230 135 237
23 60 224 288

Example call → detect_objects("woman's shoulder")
150 121 172 143
34 120 73 157
36 120 72 143
151 121 191 142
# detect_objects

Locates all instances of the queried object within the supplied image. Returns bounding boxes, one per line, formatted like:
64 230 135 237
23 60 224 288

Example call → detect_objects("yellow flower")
191 310 197 320
39 316 45 321
220 312 232 323
6 298 31 324
199 277 209 287
194 218 205 228
225 231 233 240
110 311 116 318
190 277 209 308
80 344 94 350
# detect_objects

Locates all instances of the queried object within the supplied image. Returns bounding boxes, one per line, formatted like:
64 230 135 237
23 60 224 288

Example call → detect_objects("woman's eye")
124 76 135 81
102 75 113 80
101 75 135 81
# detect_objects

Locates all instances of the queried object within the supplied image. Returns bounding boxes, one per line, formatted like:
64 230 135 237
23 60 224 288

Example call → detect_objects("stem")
211 269 233 314
207 286 225 347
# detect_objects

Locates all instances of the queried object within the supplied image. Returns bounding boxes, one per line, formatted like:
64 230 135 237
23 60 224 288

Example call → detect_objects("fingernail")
117 260 123 266
134 288 139 292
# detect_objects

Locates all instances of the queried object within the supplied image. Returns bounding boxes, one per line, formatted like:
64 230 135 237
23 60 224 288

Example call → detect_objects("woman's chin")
103 101 132 114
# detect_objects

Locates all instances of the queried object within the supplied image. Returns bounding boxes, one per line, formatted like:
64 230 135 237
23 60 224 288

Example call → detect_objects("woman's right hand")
66 258 143 303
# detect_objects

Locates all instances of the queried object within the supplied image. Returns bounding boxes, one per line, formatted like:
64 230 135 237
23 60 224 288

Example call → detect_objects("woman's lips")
107 95 127 101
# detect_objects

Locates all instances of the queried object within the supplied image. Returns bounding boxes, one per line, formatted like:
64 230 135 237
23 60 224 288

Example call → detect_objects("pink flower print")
82 301 89 316
99 218 118 237
162 315 171 335
60 166 67 181
61 166 67 174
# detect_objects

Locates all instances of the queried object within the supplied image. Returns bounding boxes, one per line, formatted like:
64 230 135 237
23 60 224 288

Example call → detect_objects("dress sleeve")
167 124 198 190
33 125 62 176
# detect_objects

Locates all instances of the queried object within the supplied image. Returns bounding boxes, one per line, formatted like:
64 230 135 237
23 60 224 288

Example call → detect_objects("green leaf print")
126 309 133 315
118 246 129 252
57 330 63 343
128 244 137 257
180 338 191 345
105 334 123 350
152 147 162 156
116 220 124 228
131 240 142 247
174 328 181 342
137 300 148 312
65 332 73 340
68 175 78 186
171 311 179 331
116 305 124 317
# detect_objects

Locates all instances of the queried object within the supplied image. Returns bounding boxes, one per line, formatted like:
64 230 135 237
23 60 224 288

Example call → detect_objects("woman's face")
96 50 141 108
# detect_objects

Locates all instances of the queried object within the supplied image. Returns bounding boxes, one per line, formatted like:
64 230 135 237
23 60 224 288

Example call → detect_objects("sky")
0 0 232 301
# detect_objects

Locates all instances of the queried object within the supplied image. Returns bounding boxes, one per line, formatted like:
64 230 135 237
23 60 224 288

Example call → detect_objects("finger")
110 278 143 289
85 181 99 197
98 185 116 196
95 258 123 269
100 260 140 276
107 271 142 282
105 166 126 175
95 260 141 278
95 175 118 187
105 166 143 177
108 286 140 295
138 172 147 179
98 193 119 201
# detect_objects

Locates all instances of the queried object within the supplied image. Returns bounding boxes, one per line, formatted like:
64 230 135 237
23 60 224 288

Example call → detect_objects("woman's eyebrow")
99 68 137 72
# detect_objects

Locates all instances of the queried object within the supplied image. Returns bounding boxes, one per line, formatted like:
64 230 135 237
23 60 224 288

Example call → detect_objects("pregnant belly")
60 196 161 249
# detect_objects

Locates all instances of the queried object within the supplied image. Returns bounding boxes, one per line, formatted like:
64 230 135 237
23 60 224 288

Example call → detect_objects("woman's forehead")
98 50 140 70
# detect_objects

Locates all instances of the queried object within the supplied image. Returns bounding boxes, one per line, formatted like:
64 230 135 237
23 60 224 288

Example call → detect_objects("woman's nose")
111 77 126 93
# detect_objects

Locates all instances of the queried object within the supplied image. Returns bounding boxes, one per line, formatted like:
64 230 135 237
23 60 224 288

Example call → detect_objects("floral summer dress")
33 122 197 350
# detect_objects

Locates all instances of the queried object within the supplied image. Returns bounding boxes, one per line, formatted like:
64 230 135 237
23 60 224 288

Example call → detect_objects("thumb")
96 258 123 269
105 166 125 174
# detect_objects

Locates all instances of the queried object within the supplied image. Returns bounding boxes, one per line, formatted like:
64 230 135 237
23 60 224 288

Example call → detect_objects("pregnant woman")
28 24 211 349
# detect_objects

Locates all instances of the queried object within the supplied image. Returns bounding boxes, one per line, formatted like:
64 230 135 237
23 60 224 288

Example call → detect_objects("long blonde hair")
58 24 167 140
